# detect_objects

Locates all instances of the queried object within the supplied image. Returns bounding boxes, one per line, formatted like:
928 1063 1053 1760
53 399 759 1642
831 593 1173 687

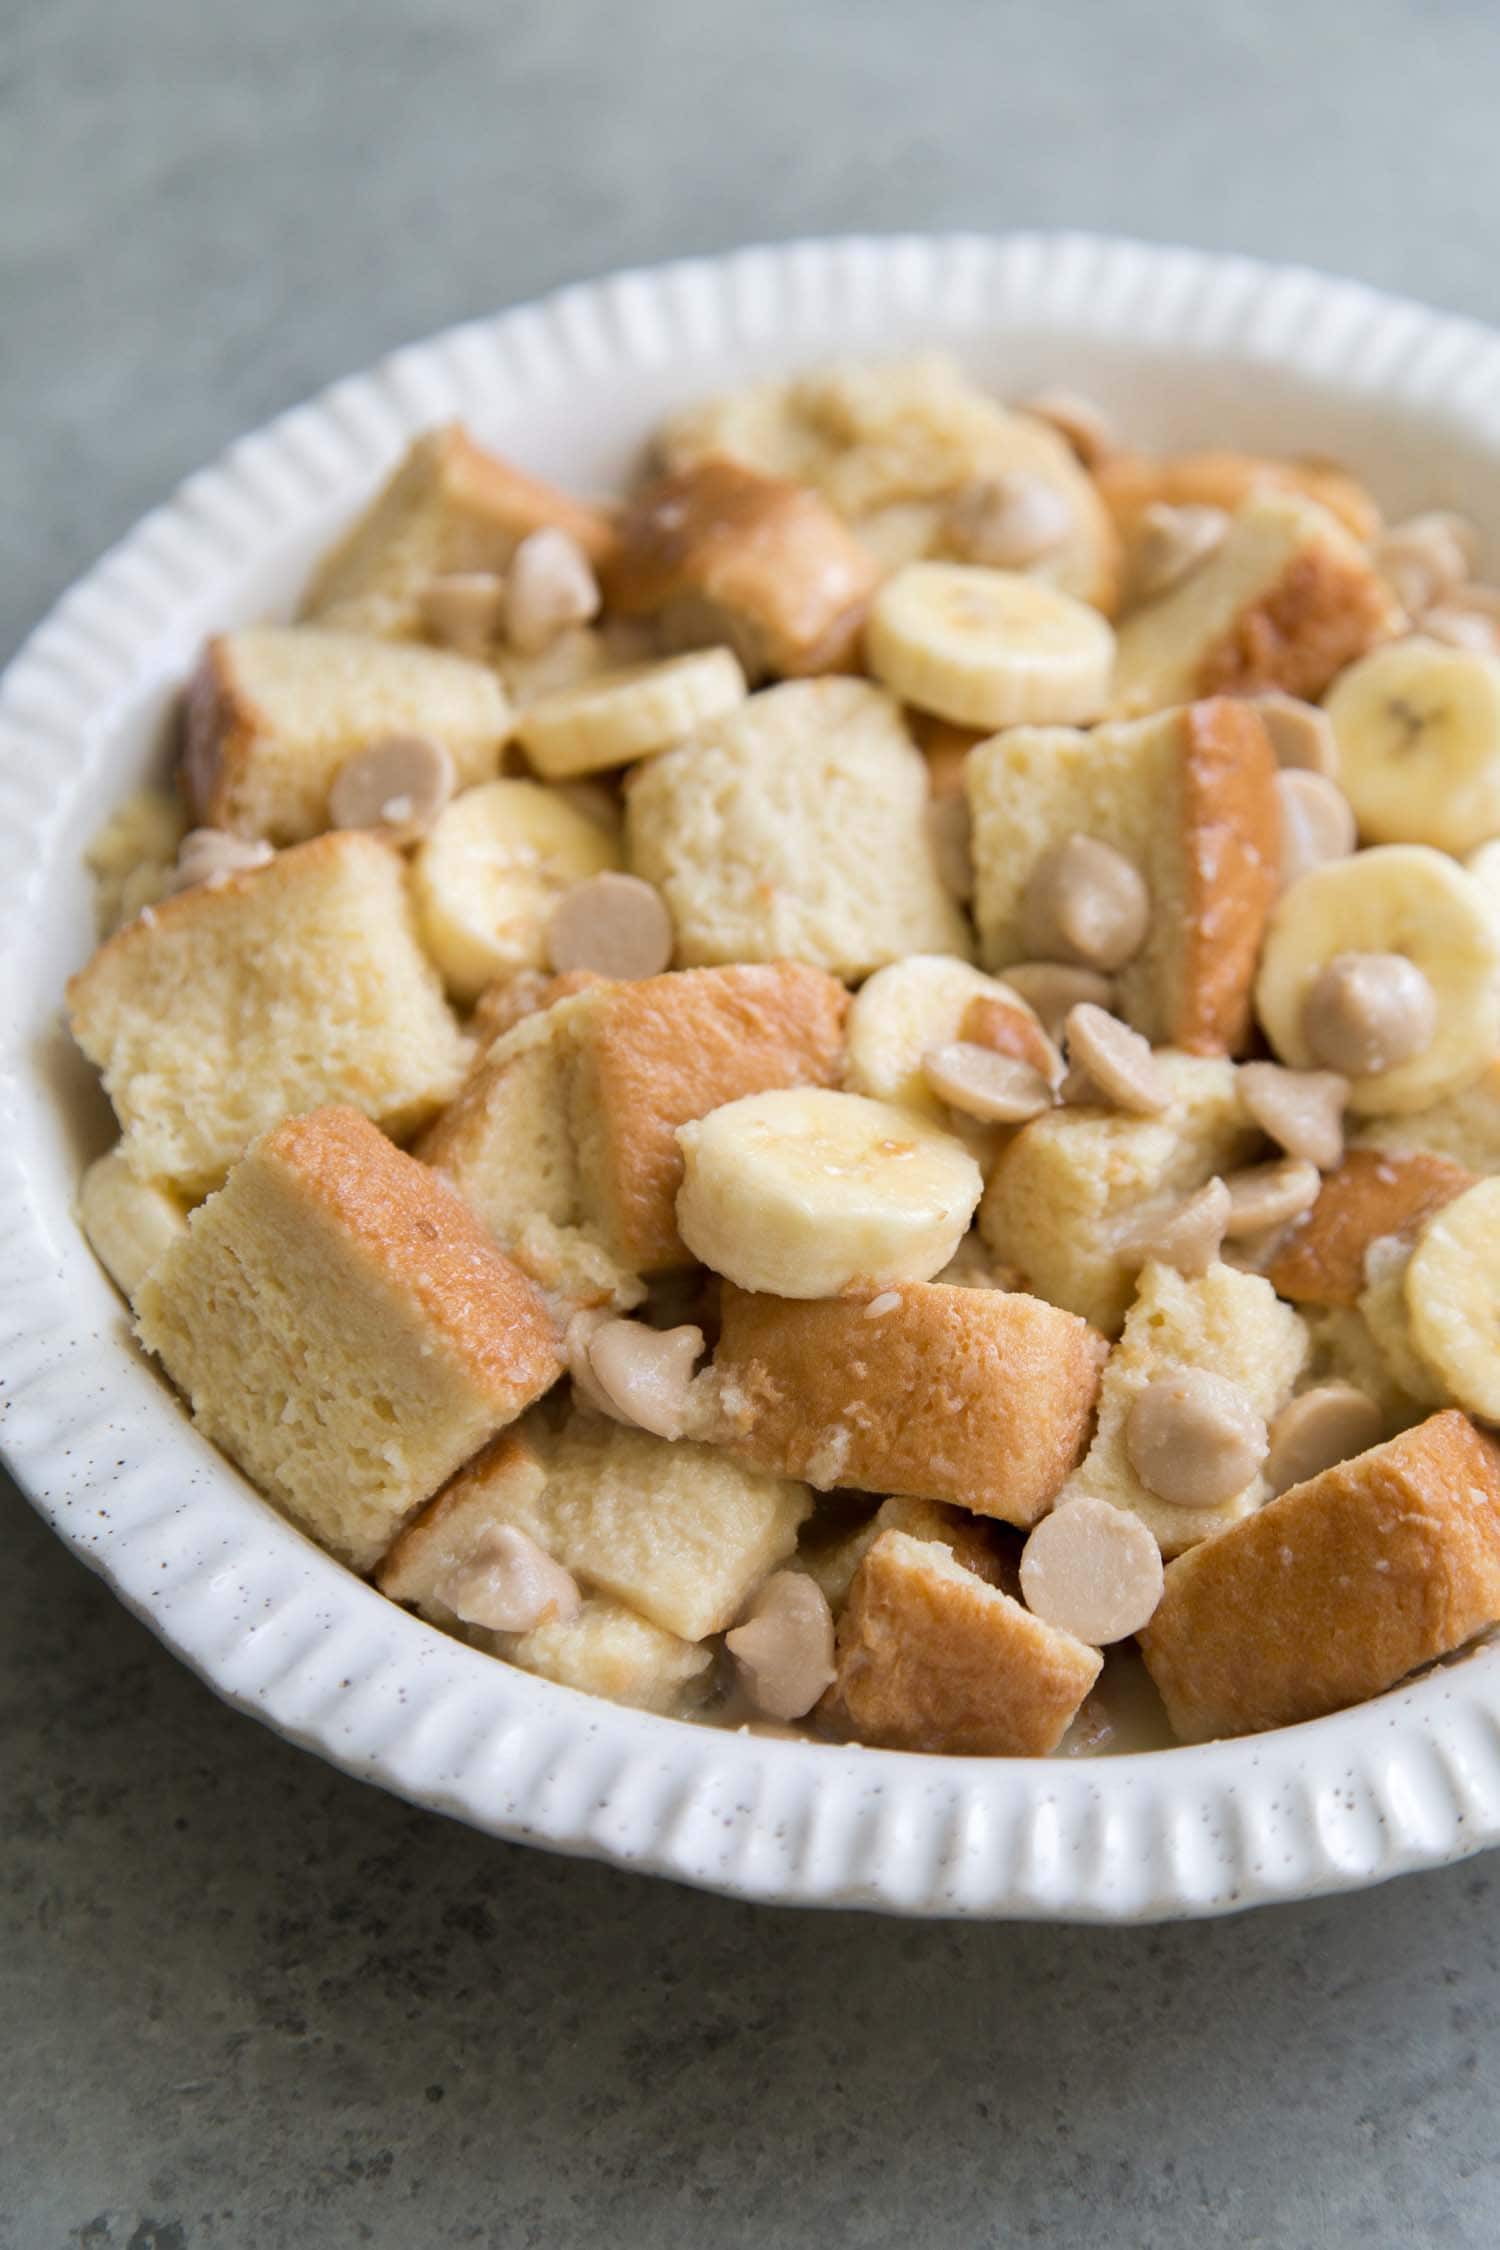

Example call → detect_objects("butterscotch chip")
165 829 275 893
1264 1383 1383 1497
995 962 1114 1041
1020 835 1150 972
1302 953 1438 1077
583 1318 705 1441
546 872 674 980
1265 1148 1475 1308
1140 1412 1500 1740
1277 769 1357 889
1252 693 1340 777
820 1530 1101 1755
1221 1157 1321 1236
328 733 455 836
1115 1177 1231 1279
503 527 601 654
725 1572 836 1720
1238 1061 1347 1171
1126 1369 1268 1509
922 1043 1054 1124
1063 1004 1170 1115
1019 1497 1164 1645
943 473 1074 568
436 1523 582 1633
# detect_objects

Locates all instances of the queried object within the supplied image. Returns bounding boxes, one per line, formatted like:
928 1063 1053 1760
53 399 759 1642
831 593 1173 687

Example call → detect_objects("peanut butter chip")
1277 769 1357 889
943 473 1074 568
1252 693 1340 778
328 734 456 835
1302 952 1438 1077
547 871 674 980
1020 835 1150 971
436 1524 582 1633
1019 1497 1165 1646
166 829 274 892
1265 1383 1384 1497
1126 502 1229 607
420 571 507 658
1118 1178 1231 1278
926 794 974 901
922 1043 1055 1124
1375 511 1478 614
1063 1003 1170 1115
1017 389 1117 469
724 1572 836 1721
1222 1157 1322 1237
999 962 1115 1040
504 527 601 654
1126 1369 1269 1509
583 1317 706 1441
1237 1061 1348 1170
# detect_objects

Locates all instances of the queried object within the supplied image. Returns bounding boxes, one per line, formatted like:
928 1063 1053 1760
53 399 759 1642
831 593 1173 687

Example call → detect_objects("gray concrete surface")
6 0 1500 2241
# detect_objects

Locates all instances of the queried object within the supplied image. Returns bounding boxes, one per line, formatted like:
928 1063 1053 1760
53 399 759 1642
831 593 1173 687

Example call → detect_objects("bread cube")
1096 450 1382 546
67 832 469 1195
77 1148 188 1305
85 787 186 935
1265 1148 1476 1308
182 626 513 843
302 423 614 642
1140 1411 1500 1740
794 1494 1017 1611
711 1279 1104 1526
569 962 849 1272
624 679 972 979
491 1600 714 1715
1111 491 1402 719
966 699 1280 1054
1058 1261 1310 1558
1355 1061 1500 1176
135 1108 562 1571
428 1411 809 1642
820 1530 1101 1755
602 458 876 678
979 1053 1260 1333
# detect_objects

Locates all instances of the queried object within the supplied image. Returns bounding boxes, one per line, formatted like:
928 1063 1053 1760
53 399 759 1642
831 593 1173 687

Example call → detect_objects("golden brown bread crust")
1176 697 1282 1054
180 637 245 825
574 963 850 1271
468 968 605 1050
602 458 878 676
1139 1411 1500 1741
376 1429 544 1605
1097 450 1382 546
712 1280 1106 1524
959 993 1061 1083
1195 546 1400 704
819 1529 1101 1754
1266 1148 1476 1308
262 1107 561 1407
434 425 617 565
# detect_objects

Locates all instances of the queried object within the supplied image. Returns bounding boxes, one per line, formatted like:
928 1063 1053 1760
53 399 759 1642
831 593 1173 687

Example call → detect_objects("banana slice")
515 649 748 780
864 563 1115 730
78 1148 188 1304
676 1087 982 1298
413 778 619 1002
1323 636 1500 853
844 954 1056 1152
1254 845 1500 1114
1404 1178 1500 1419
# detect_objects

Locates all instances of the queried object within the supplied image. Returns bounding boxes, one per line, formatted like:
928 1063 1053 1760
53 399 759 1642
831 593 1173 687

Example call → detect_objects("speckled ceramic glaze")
5 234 1500 1920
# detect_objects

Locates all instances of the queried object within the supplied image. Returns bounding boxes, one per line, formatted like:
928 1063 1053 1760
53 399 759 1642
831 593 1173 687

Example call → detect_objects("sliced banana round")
1254 845 1500 1114
864 562 1114 730
412 778 619 1002
515 648 748 780
1404 1179 1500 1420
1323 637 1500 855
675 1087 982 1298
843 954 1055 1147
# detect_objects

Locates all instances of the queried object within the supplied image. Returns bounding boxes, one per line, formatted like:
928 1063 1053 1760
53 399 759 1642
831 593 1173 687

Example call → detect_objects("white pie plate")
7 232 1500 1922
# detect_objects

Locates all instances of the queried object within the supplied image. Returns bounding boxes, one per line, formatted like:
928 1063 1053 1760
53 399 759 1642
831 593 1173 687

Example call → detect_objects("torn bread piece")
602 457 877 678
1265 1147 1476 1308
966 698 1279 1053
1139 1411 1500 1740
67 831 469 1195
820 1530 1101 1755
1096 450 1382 547
979 1053 1261 1333
1110 492 1403 719
301 423 615 642
77 1147 189 1306
710 1280 1104 1526
135 1108 561 1572
793 1494 1018 1611
624 679 972 978
181 626 512 844
1058 1261 1310 1558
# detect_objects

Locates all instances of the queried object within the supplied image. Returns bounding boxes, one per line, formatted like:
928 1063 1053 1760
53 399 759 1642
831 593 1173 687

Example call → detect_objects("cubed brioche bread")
1265 1148 1476 1308
301 423 614 642
1111 491 1403 719
979 1054 1261 1333
710 1280 1105 1525
1139 1411 1500 1741
490 1599 713 1715
77 1148 188 1306
417 988 642 1311
423 1411 809 1642
602 458 877 678
820 1529 1102 1755
1355 1061 1500 1175
182 626 513 843
135 1108 562 1572
1096 450 1382 547
67 831 470 1195
569 962 850 1272
85 787 186 935
966 699 1280 1053
1059 1261 1310 1558
793 1494 1018 1611
624 679 972 978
